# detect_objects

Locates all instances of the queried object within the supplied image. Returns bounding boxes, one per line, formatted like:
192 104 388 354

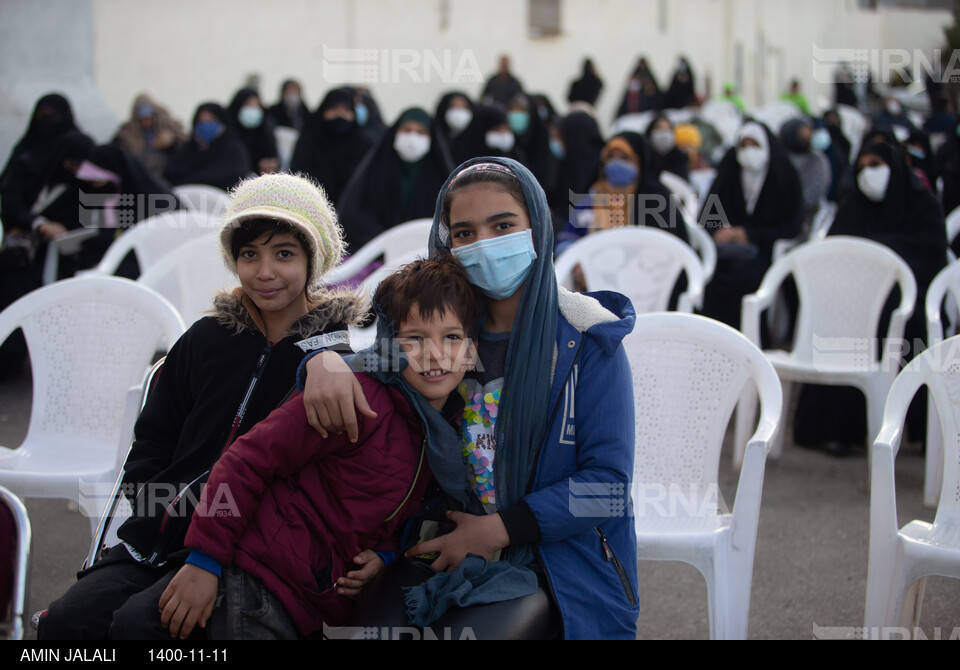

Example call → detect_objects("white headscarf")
736 122 770 216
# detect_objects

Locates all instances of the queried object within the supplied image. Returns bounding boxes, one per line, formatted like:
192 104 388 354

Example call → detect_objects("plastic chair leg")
924 393 943 508
900 577 926 631
769 379 793 461
864 545 904 630
733 381 757 471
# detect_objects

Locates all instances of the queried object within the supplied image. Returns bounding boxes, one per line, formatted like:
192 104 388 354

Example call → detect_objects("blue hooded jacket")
430 157 639 639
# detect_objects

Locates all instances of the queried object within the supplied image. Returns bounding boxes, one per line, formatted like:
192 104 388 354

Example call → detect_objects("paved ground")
3 363 959 640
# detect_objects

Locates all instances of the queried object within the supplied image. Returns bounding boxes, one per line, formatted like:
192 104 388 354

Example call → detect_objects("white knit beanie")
219 173 344 281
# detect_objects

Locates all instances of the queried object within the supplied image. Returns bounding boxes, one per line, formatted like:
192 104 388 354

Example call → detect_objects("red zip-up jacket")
184 373 432 636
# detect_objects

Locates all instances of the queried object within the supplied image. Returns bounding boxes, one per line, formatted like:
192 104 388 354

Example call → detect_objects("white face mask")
393 132 431 163
485 130 515 153
650 129 676 155
858 165 891 202
737 146 768 173
445 107 473 132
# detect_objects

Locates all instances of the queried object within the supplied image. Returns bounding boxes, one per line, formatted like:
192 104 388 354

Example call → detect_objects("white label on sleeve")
296 331 351 353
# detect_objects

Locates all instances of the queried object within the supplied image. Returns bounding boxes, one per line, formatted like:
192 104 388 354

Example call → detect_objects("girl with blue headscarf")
301 157 639 639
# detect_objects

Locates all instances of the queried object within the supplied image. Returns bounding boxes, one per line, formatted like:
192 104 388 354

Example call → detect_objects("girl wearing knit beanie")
38 172 368 641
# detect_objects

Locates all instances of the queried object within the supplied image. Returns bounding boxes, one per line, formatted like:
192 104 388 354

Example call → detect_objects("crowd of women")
1 54 958 447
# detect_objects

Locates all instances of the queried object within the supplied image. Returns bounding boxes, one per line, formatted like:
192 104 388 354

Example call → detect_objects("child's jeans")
208 565 299 640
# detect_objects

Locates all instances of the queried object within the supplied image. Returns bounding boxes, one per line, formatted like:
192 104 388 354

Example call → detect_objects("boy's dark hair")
230 218 314 283
374 253 483 335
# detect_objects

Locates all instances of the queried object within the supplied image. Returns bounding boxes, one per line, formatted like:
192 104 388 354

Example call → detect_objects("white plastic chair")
626 312 782 640
684 223 717 285
659 171 699 223
835 103 868 160
274 126 300 172
922 262 960 508
554 227 705 314
138 235 237 327
696 101 744 151
0 277 185 538
735 237 917 470
751 102 803 136
83 358 164 570
80 210 216 279
0 485 31 640
609 111 656 136
324 219 432 286
864 335 960 635
172 184 230 219
945 207 960 251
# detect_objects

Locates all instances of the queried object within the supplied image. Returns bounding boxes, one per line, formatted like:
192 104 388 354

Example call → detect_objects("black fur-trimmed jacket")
116 287 367 567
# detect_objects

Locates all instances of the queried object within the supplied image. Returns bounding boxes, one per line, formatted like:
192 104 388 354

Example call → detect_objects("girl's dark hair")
440 167 528 229
374 253 483 337
230 218 313 283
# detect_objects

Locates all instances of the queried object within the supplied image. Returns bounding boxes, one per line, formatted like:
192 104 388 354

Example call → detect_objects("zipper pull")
596 527 614 562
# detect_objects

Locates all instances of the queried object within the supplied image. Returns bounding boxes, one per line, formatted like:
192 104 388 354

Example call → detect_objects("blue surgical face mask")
604 158 639 187
237 106 263 129
507 110 530 136
811 128 832 152
355 103 369 126
451 229 537 300
550 138 566 160
194 120 223 145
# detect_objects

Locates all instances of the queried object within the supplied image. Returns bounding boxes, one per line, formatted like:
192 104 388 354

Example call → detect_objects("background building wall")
1 0 954 163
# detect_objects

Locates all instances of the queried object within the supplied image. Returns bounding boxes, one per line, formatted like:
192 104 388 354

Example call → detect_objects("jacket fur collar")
212 287 369 340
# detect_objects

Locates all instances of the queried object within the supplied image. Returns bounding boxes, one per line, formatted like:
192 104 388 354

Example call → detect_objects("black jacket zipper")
596 527 637 607
147 342 275 564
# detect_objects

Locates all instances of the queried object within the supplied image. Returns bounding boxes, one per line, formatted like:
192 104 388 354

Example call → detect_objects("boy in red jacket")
157 255 482 639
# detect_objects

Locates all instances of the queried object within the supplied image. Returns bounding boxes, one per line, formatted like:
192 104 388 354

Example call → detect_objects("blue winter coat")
526 287 639 640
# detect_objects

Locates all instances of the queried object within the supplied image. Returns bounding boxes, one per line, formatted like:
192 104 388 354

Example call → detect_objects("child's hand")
302 352 376 441
405 511 510 572
336 550 385 599
158 564 218 639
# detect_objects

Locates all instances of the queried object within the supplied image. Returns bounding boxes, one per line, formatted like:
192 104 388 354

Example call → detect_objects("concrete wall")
1 0 955 165
0 0 117 167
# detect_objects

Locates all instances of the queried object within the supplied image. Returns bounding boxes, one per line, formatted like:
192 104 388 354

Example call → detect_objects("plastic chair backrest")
171 184 230 219
684 224 717 284
626 312 782 494
946 207 960 250
750 102 803 135
83 210 216 277
324 219 432 285
610 111 656 136
138 235 237 326
554 227 705 314
85 358 165 570
926 262 960 344
753 237 917 365
659 171 699 221
835 103 868 159
879 336 960 524
0 486 30 640
808 200 838 242
274 126 300 172
0 277 185 450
